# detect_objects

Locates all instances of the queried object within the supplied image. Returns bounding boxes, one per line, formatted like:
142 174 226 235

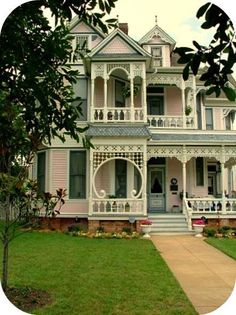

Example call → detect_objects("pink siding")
61 201 88 214
94 77 104 107
99 37 136 54
148 36 165 44
95 161 113 197
72 21 94 33
51 150 67 193
214 108 223 130
91 37 103 49
166 87 182 115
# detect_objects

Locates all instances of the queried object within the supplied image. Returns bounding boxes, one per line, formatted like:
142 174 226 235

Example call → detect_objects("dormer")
69 18 105 63
139 22 175 68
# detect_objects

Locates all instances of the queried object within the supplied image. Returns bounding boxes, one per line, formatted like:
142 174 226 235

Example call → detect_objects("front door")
148 167 165 213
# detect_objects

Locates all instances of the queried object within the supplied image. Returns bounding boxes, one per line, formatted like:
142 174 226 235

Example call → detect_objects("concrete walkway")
151 235 236 314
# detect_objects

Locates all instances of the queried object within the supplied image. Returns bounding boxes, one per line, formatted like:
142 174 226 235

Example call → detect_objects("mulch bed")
5 286 52 313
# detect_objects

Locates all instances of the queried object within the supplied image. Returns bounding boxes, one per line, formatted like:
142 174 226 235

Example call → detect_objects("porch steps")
148 214 193 235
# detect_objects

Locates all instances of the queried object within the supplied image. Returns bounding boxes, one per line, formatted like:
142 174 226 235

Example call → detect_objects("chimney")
118 23 128 35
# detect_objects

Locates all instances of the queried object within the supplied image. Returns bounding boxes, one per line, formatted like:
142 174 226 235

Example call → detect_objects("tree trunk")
1 240 9 292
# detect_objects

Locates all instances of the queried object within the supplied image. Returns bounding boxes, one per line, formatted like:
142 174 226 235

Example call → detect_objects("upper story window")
76 35 89 54
115 80 125 107
225 111 235 130
205 108 213 130
73 78 87 121
151 46 162 67
147 86 164 115
69 151 86 199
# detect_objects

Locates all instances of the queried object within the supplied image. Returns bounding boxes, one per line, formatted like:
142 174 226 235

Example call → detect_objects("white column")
221 162 226 214
143 151 147 216
104 76 107 122
142 77 147 122
91 78 95 122
88 149 94 216
182 161 187 199
228 166 232 197
130 76 134 121
181 87 186 128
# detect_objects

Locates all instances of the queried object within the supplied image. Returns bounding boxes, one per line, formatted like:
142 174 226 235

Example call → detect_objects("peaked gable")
89 28 151 58
98 35 138 55
69 18 105 38
139 24 175 46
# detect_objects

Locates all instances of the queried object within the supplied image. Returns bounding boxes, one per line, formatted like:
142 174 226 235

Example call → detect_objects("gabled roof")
69 17 106 38
139 24 176 46
88 28 151 59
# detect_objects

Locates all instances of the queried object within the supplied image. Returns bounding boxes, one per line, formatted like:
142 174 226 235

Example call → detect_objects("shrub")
203 227 217 237
122 227 132 234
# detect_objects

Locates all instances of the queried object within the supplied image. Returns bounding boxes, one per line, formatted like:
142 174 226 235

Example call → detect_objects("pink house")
33 18 236 233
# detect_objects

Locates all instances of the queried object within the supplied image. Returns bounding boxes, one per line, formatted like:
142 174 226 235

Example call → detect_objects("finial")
155 15 158 25
116 14 119 27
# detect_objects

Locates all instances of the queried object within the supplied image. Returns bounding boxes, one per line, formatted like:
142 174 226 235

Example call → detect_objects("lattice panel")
146 73 182 89
107 63 130 74
93 63 105 78
93 151 144 171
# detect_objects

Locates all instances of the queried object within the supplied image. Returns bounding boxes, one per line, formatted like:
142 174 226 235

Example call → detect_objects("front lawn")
0 232 197 314
205 237 236 260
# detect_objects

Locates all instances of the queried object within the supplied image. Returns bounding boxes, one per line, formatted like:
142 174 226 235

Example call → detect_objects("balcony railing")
147 115 194 128
92 198 144 214
93 107 144 122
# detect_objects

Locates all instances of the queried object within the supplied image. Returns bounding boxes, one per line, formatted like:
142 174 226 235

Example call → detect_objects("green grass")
205 237 236 260
0 231 197 315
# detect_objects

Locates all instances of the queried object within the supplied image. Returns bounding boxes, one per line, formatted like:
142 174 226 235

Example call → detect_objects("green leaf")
191 54 201 75
196 2 211 19
222 86 236 101
183 65 190 81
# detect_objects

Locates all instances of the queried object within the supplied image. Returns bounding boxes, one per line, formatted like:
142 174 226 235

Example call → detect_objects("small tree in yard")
0 0 117 291
174 2 236 101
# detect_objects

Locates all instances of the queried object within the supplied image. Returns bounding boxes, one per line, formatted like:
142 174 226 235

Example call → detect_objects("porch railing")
185 198 236 214
147 115 194 129
93 108 144 122
92 198 144 214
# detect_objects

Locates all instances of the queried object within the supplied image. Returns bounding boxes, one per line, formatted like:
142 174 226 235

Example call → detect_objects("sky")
0 1 236 48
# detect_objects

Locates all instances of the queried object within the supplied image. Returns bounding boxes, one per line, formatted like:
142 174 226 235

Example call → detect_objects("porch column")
91 78 95 122
88 149 94 216
143 152 147 216
228 166 232 197
104 76 108 122
181 86 186 128
182 161 187 199
221 162 226 214
130 76 134 121
142 77 147 122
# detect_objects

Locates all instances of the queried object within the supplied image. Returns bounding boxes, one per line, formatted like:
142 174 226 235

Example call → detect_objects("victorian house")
33 18 236 233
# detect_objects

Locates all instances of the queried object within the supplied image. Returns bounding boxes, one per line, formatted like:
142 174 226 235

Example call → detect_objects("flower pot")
141 225 152 238
193 224 205 237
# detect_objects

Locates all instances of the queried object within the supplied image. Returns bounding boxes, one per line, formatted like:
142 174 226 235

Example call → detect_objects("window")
37 152 46 192
69 151 86 199
115 80 125 107
196 157 204 186
205 108 213 130
196 94 202 129
225 111 235 130
115 160 127 198
73 78 87 121
147 86 164 115
152 46 162 67
76 35 89 53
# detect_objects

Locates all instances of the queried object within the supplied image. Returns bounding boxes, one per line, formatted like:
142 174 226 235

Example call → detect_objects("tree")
174 2 236 101
0 0 117 291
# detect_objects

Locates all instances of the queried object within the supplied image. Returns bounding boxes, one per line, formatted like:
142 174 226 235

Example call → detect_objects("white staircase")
148 213 193 235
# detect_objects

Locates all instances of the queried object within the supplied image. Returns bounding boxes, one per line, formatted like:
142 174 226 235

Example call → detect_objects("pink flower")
140 220 152 225
193 219 205 225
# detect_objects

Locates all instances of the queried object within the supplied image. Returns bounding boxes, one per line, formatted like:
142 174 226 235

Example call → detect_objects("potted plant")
185 105 192 116
122 85 139 98
192 219 205 237
140 220 152 238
